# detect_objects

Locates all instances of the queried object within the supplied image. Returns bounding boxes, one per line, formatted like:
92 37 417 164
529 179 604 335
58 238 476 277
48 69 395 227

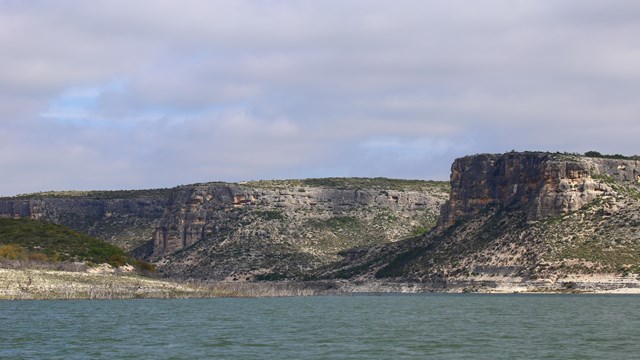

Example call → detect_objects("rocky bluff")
320 152 640 291
0 190 170 251
153 181 446 259
0 179 449 279
439 152 640 228
152 179 449 280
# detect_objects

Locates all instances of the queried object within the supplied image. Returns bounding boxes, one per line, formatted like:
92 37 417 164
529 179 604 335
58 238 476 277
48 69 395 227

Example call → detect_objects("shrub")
28 252 49 262
106 254 128 267
584 151 603 158
255 210 285 221
584 151 638 160
0 244 27 260
134 260 156 273
0 218 142 269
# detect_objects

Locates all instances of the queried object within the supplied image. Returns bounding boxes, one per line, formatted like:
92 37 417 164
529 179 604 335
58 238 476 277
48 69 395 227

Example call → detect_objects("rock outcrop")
320 152 640 291
439 152 640 228
0 179 449 280
153 182 445 259
152 180 448 280
0 191 169 251
3 152 639 292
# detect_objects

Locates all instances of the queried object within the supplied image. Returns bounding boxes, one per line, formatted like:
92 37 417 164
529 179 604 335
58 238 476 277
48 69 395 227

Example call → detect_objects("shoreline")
2 268 640 300
339 274 640 295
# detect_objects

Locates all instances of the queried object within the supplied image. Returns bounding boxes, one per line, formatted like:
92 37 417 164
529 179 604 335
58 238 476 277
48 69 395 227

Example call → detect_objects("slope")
317 152 640 292
0 218 151 270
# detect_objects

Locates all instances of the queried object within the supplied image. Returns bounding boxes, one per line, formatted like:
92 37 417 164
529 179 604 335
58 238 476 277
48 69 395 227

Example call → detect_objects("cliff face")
0 179 449 280
3 153 639 290
152 180 448 280
152 182 444 259
321 153 640 290
439 153 640 228
0 193 169 251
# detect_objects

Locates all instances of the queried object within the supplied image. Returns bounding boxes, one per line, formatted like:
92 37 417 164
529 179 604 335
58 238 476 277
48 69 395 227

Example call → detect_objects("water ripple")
1 294 640 359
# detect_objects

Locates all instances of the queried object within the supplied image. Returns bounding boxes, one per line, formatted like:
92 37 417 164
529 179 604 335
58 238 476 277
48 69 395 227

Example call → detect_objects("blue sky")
2 0 640 196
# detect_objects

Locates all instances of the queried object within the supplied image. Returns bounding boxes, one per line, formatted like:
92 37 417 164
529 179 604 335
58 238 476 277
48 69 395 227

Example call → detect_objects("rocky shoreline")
338 275 640 294
0 268 218 300
0 267 345 300
3 268 639 300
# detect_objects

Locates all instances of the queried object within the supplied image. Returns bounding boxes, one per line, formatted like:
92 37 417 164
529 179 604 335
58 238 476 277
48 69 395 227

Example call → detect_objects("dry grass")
0 268 342 300
0 268 229 300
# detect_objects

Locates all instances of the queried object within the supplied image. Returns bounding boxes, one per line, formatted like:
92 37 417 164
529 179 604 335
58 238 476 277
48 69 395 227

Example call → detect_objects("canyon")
2 152 640 293
0 178 448 281
320 152 640 292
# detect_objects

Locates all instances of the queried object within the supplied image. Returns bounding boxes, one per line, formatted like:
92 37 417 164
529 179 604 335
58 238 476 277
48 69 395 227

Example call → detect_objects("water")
1 294 639 359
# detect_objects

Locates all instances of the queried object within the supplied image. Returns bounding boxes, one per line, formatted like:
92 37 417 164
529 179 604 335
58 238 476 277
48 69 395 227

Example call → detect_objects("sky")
2 0 640 196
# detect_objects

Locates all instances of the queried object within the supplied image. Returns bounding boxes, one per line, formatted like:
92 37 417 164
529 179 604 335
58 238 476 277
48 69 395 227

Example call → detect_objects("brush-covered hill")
0 218 152 270
0 189 171 252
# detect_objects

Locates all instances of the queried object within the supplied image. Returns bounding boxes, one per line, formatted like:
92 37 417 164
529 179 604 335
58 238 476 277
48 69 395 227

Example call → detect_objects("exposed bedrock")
438 152 640 228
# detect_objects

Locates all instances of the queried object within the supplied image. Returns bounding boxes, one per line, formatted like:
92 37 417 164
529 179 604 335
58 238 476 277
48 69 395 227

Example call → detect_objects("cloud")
1 0 640 195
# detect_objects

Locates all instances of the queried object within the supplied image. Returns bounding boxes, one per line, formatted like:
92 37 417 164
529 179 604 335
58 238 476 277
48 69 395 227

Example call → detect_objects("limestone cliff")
320 153 640 291
439 152 640 228
0 179 449 281
3 153 639 291
0 190 170 251
153 179 448 280
152 181 444 259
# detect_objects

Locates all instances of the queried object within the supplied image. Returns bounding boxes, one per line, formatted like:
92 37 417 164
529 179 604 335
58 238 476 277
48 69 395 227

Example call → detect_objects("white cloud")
2 0 640 195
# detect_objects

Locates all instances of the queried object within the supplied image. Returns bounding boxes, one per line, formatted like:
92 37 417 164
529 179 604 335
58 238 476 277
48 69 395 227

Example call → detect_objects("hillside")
4 154 639 293
0 219 333 299
0 218 149 268
317 152 640 292
0 190 170 251
152 179 448 280
0 178 449 281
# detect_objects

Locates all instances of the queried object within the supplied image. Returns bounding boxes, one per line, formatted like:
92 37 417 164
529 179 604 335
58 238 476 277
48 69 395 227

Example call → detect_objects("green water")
1 294 639 359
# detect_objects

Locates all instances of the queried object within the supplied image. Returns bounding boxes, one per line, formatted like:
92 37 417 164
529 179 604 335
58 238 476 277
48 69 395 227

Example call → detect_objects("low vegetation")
504 150 640 161
0 218 154 271
10 188 172 200
243 177 449 192
0 267 346 300
583 151 640 160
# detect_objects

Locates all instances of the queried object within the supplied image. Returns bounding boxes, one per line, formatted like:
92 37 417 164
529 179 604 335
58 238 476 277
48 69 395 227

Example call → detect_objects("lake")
1 294 639 359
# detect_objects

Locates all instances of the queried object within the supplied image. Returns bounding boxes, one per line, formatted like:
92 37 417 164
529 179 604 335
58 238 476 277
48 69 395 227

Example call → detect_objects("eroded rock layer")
439 152 640 228
152 181 448 280
0 179 449 280
319 153 640 292
0 191 169 251
153 183 445 259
